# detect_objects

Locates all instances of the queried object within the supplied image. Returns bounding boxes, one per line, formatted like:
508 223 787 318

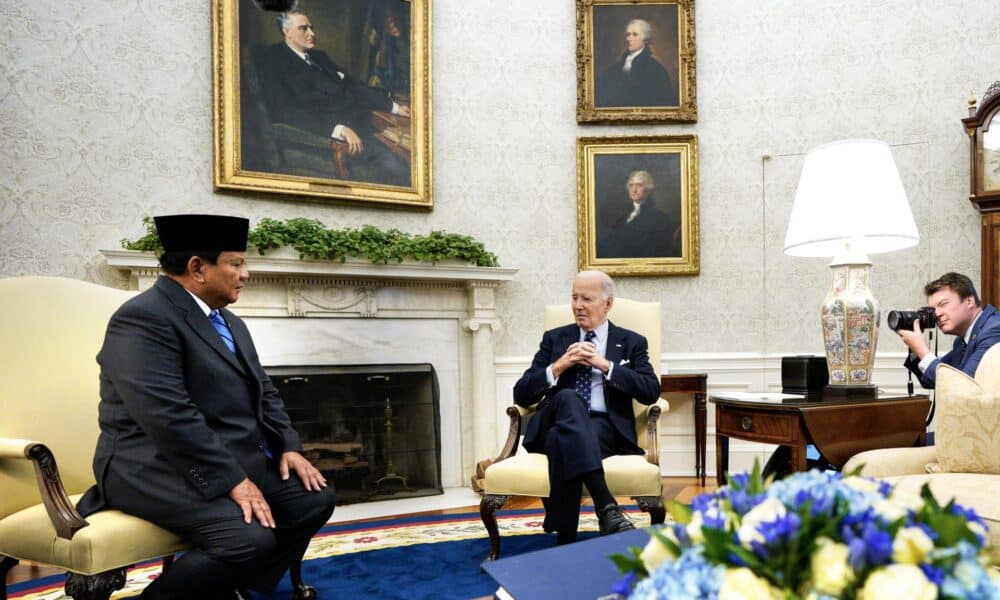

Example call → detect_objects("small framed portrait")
576 0 696 124
577 135 699 276
213 0 431 208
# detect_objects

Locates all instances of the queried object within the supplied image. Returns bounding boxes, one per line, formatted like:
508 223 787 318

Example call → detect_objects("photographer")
897 272 1000 389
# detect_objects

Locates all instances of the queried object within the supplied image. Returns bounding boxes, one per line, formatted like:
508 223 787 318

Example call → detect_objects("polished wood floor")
5 476 717 586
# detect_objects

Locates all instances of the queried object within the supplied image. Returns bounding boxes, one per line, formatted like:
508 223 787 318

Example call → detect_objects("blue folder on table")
481 528 650 600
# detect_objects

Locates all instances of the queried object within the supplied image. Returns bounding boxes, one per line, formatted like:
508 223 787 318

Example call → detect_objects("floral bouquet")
609 463 999 599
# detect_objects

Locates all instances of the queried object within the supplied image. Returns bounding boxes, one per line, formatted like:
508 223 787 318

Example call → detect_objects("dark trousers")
532 389 625 536
140 462 335 599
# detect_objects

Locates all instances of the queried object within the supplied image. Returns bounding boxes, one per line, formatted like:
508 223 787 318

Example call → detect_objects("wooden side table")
660 373 708 486
712 392 929 485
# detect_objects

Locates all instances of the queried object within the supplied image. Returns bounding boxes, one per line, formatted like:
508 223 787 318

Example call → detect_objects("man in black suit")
77 214 334 599
514 271 661 544
598 170 680 259
259 8 410 186
595 18 677 108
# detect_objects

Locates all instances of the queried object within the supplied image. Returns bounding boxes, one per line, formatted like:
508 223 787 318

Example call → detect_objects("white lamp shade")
784 139 919 258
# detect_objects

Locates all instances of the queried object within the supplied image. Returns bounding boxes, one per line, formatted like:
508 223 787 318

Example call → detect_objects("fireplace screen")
266 364 442 505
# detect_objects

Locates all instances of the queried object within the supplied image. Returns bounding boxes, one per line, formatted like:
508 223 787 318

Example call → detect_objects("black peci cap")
153 214 249 253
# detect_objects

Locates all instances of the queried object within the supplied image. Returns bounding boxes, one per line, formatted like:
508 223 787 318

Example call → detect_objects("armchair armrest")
0 437 89 539
492 405 537 463
843 446 938 478
636 399 669 466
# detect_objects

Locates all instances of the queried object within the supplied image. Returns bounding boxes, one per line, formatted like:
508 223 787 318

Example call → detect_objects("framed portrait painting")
213 0 432 208
577 135 699 276
576 0 696 124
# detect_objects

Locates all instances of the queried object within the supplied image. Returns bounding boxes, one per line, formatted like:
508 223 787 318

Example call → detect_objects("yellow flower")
809 537 854 596
891 526 935 564
719 567 781 600
859 564 937 600
843 476 880 495
639 530 677 573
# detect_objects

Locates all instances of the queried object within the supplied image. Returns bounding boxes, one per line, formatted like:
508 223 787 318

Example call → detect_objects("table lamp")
784 139 919 396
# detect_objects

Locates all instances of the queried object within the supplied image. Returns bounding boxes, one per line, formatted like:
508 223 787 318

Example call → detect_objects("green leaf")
667 500 693 525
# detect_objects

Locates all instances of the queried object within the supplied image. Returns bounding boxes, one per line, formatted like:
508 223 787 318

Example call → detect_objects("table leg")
715 433 729 486
695 391 706 487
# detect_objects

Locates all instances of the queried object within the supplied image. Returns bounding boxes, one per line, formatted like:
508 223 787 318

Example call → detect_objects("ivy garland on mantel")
121 217 500 267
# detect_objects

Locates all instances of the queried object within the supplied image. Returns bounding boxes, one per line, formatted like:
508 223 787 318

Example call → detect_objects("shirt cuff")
331 124 345 140
605 362 614 379
391 101 400 115
546 365 557 387
917 353 937 373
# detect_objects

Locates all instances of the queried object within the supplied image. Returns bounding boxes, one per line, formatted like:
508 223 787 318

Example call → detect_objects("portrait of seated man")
596 169 681 259
255 8 411 187
594 18 678 108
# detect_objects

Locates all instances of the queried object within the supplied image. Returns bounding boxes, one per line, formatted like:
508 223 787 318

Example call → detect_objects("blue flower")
613 571 637 595
629 547 725 599
842 515 892 571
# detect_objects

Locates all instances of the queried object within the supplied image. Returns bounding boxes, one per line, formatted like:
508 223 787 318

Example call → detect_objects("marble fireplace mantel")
101 248 518 488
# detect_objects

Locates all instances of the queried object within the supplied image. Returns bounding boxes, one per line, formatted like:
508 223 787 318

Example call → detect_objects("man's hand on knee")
280 451 328 492
229 478 275 528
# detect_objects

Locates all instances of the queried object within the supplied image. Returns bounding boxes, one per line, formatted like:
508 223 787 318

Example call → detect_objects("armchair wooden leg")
162 554 174 570
64 569 126 600
480 494 511 562
633 495 666 525
290 556 316 600
1 555 20 600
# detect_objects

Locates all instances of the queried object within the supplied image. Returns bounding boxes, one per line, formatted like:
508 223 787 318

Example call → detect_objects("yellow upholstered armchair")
479 299 669 560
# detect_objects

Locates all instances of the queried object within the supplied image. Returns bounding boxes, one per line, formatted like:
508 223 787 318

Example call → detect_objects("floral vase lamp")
784 139 919 395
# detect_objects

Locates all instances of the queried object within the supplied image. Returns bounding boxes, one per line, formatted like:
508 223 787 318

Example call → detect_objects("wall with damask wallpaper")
1 0 998 363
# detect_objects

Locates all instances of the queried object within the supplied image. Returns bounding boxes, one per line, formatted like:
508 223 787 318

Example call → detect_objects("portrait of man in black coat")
253 7 411 187
594 18 678 108
597 169 681 259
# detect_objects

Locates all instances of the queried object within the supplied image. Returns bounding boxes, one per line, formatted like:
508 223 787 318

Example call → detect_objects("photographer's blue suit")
904 303 1000 388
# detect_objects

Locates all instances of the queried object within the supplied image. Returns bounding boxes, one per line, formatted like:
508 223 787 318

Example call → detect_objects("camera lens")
887 310 903 331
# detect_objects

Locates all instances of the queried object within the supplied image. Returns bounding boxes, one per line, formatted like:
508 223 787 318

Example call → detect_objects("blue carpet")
271 531 597 600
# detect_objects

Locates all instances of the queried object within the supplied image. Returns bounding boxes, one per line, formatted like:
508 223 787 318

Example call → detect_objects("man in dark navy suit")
898 272 1000 388
259 8 410 186
514 271 661 544
77 214 334 599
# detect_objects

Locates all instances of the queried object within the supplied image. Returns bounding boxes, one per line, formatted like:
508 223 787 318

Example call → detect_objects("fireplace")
267 364 442 504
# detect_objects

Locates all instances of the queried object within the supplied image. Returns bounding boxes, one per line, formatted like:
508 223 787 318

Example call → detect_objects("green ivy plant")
121 217 500 267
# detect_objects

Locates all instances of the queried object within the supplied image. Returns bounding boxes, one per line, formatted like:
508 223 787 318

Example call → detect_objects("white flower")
859 564 937 600
891 526 935 565
686 510 705 545
843 476 880 495
889 488 924 512
872 498 907 522
737 497 786 548
809 537 854 596
719 567 781 600
639 530 677 572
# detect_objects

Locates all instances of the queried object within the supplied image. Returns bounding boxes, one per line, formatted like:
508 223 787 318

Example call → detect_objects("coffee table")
712 392 930 485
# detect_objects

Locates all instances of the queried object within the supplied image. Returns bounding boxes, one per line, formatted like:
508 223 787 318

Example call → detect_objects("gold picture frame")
577 135 699 276
576 0 696 124
213 0 432 208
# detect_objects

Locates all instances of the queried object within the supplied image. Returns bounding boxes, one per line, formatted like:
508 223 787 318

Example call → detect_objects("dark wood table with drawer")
712 392 930 485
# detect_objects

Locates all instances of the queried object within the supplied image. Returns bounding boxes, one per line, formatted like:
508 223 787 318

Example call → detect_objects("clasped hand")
552 341 608 378
228 450 327 527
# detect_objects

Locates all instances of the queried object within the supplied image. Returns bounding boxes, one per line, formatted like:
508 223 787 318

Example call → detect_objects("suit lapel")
604 321 625 369
155 277 248 376
968 304 996 351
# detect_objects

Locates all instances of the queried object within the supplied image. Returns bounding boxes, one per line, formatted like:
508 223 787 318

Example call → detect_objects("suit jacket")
259 42 393 139
77 276 301 518
595 47 678 108
905 303 1000 388
597 200 679 258
514 322 661 454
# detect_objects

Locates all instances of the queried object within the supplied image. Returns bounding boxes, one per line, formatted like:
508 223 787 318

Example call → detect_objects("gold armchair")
479 299 669 560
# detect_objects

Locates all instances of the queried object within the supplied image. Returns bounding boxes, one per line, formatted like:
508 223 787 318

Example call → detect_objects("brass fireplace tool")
374 395 410 493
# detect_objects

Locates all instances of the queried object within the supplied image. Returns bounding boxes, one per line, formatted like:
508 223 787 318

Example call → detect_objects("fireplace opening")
267 364 442 505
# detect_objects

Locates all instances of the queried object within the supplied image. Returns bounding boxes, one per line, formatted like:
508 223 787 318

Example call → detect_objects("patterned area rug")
8 507 654 599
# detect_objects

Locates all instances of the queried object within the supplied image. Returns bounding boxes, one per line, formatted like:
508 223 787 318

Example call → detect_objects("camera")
887 307 937 331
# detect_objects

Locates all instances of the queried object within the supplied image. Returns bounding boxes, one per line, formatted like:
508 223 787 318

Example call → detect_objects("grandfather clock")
962 81 1000 306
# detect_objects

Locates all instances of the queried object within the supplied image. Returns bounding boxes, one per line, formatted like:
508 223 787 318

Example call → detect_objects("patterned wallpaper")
1 0 998 358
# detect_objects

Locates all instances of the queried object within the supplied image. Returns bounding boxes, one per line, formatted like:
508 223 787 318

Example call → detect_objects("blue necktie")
209 310 236 354
575 330 598 410
955 338 968 366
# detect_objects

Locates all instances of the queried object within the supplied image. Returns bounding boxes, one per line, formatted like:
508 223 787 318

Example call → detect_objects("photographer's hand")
897 321 930 359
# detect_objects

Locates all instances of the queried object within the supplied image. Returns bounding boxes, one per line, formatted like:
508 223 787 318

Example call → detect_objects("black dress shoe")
597 503 635 536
